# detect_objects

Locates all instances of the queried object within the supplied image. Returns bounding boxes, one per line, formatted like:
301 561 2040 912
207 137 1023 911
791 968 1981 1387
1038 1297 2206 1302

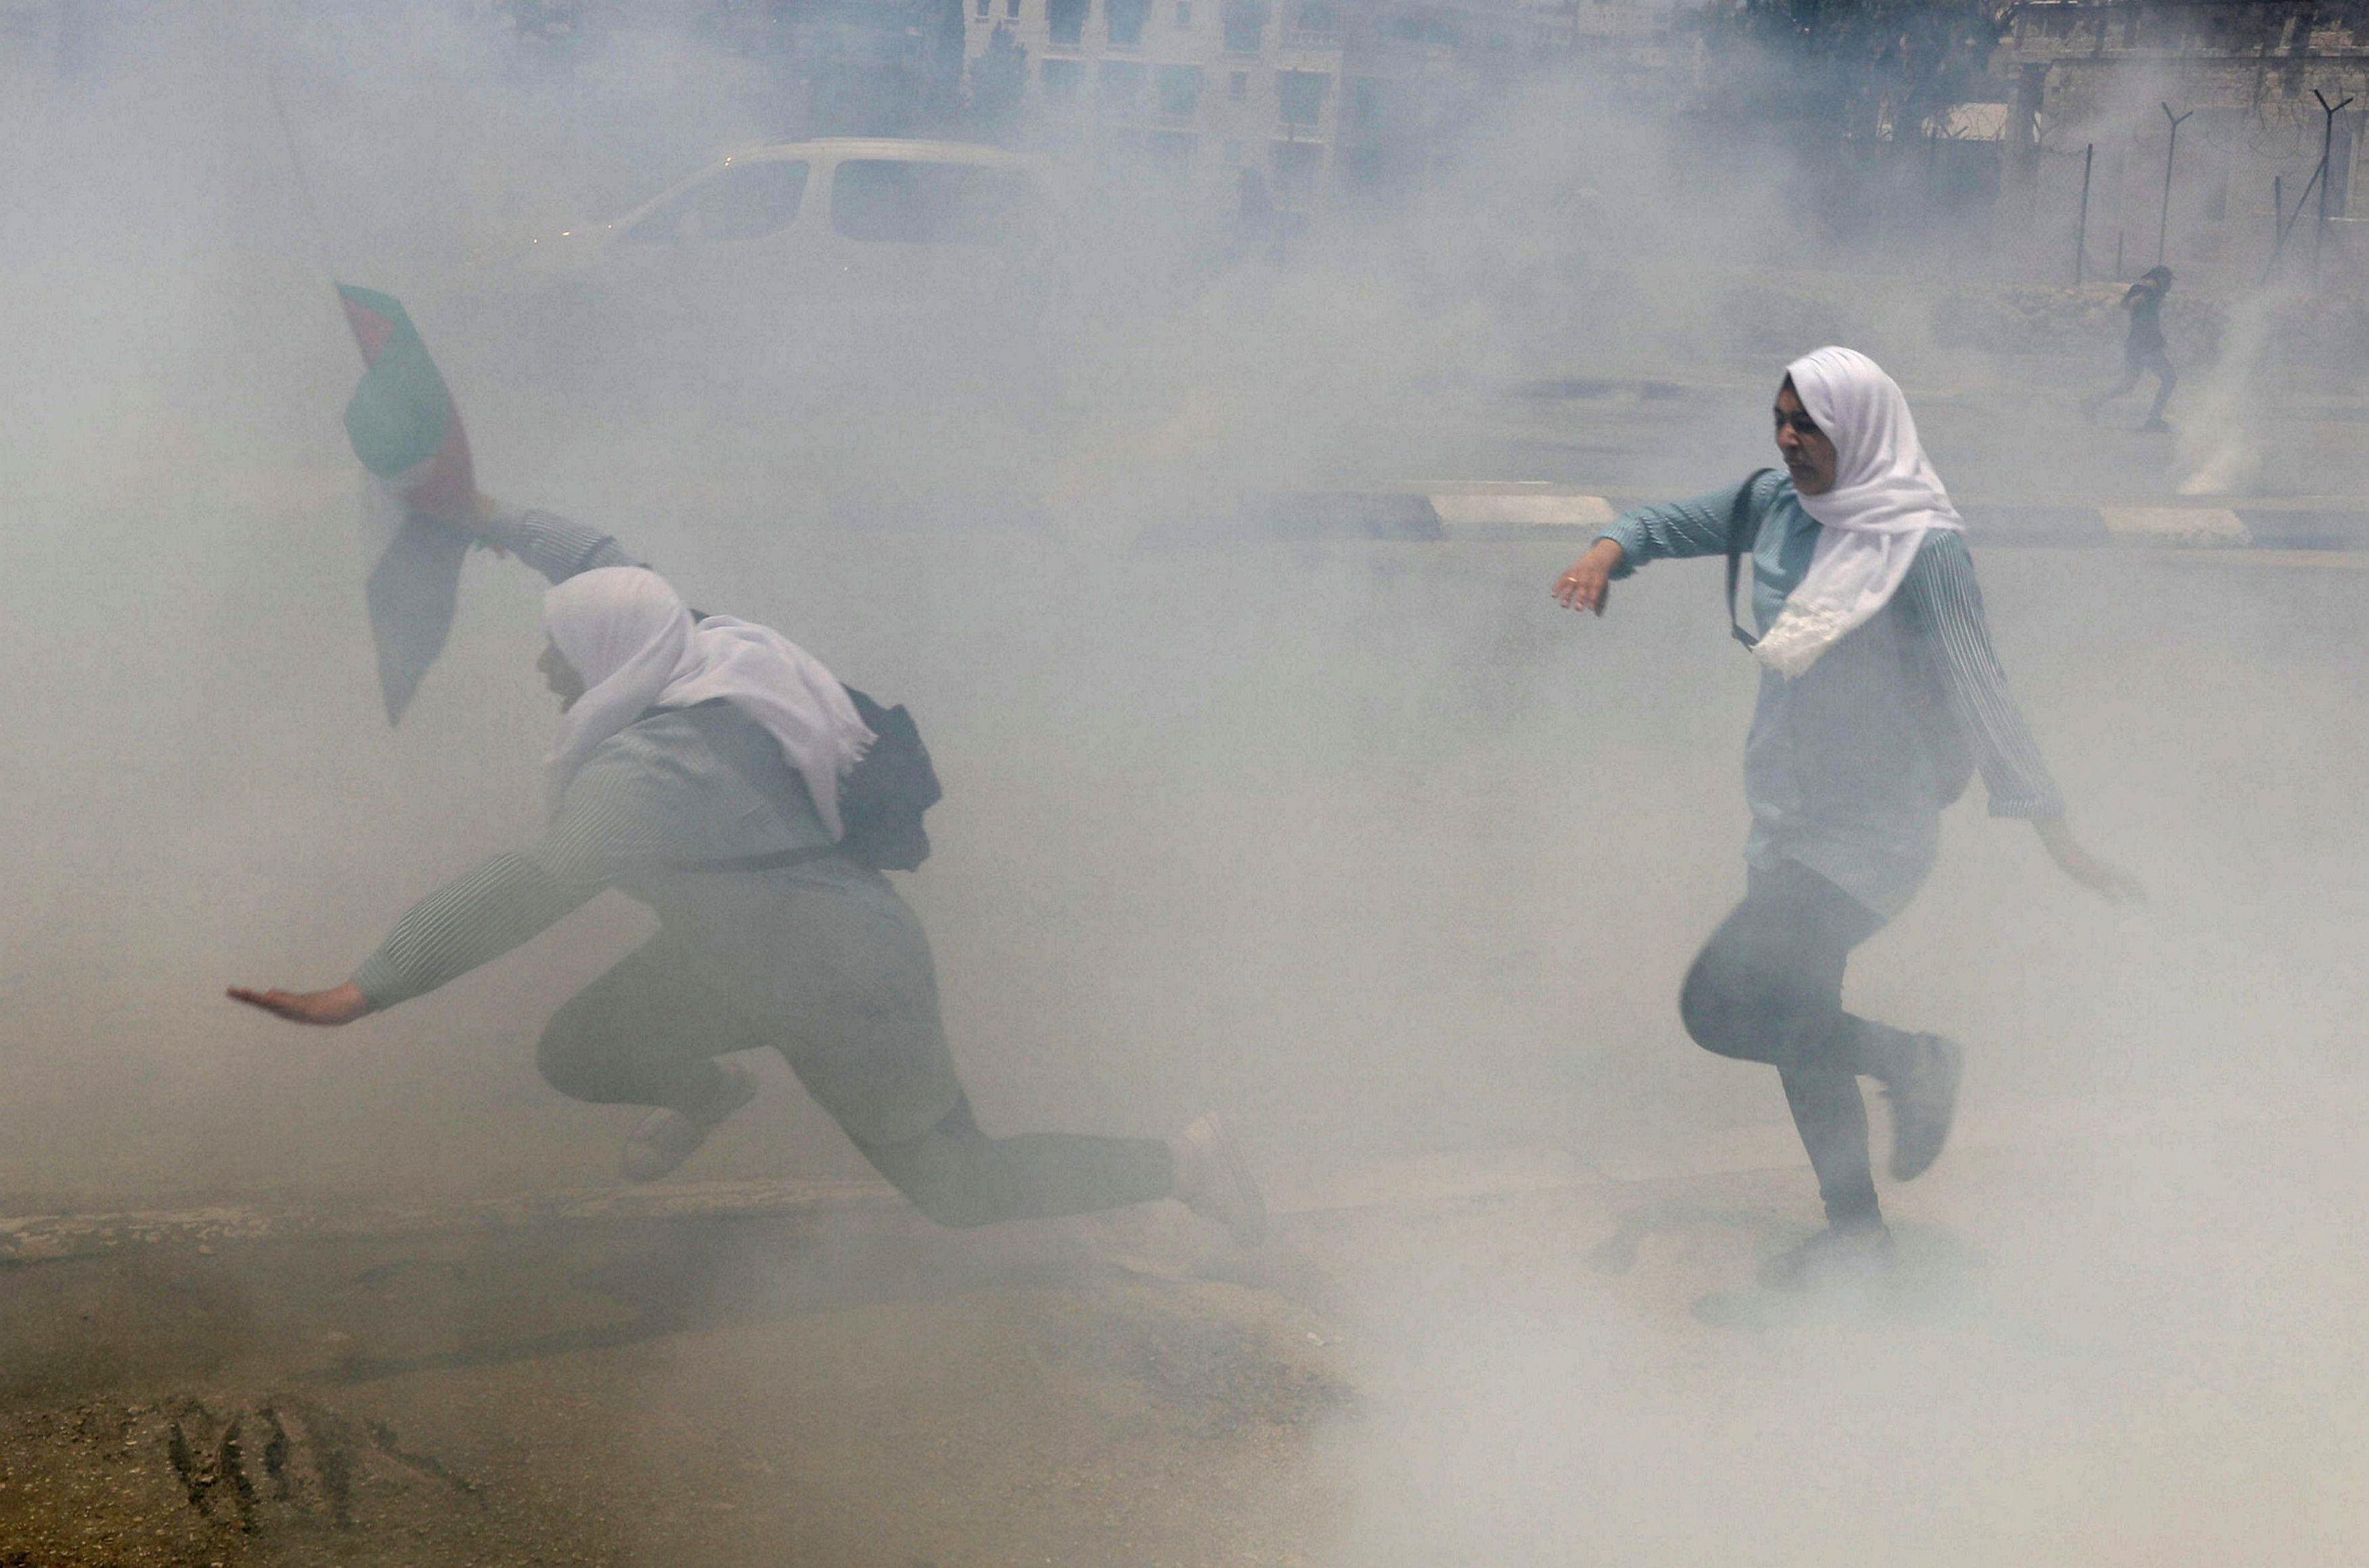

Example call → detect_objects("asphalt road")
3 1072 2364 1566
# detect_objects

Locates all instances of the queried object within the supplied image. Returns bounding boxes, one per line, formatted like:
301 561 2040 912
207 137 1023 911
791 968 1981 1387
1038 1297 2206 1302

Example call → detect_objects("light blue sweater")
1602 471 2062 917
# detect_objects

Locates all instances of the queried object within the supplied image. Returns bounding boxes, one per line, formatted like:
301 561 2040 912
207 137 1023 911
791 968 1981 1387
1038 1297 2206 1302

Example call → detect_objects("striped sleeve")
1901 535 2065 820
485 505 639 585
348 851 594 1009
1600 476 1767 577
347 744 673 1010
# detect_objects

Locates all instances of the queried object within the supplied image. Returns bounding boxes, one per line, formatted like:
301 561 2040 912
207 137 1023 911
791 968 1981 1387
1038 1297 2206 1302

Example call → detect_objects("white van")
510 138 1059 315
483 137 1067 424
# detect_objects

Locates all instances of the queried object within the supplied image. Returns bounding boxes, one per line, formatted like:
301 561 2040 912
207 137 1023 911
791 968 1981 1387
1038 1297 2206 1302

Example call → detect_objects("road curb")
1222 490 2369 550
0 1150 1618 1266
0 1153 1606 1266
7 1079 2351 1264
0 1179 904 1265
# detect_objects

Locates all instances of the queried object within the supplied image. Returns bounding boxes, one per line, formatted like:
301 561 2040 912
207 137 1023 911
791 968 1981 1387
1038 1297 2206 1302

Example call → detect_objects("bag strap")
633 700 848 874
1725 468 1775 651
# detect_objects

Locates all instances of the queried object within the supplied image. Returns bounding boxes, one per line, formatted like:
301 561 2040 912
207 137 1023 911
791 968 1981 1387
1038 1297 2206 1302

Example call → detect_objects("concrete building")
964 0 1346 210
963 0 1687 215
1329 0 1580 202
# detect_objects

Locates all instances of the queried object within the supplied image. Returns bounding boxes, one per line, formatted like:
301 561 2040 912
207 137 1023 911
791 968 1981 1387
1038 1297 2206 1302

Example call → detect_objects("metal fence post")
2274 173 2285 277
2314 89 2357 279
2075 142 2094 284
2158 103 2192 267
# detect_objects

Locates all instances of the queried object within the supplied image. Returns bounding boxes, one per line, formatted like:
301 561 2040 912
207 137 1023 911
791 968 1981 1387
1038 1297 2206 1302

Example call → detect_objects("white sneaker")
1171 1112 1269 1248
621 1062 757 1183
1886 1033 1964 1182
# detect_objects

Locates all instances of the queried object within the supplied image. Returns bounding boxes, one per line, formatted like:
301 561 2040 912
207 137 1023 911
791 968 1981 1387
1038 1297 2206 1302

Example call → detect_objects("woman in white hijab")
234 514 1267 1247
537 566 876 836
1551 347 2139 1290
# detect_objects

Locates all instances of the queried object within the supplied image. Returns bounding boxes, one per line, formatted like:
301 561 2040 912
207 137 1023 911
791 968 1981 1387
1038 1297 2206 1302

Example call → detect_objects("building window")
1221 0 1266 52
976 0 989 18
1008 0 1021 16
1176 0 1192 24
1338 145 1388 190
1348 75 1381 131
1108 0 1149 45
1147 130 1198 176
1389 9 1458 44
1042 57 1085 104
1272 138 1321 203
1227 69 1248 99
1048 0 1086 46
1097 58 1147 113
1293 0 1336 40
1157 63 1203 118
1276 68 1329 126
1225 138 1245 162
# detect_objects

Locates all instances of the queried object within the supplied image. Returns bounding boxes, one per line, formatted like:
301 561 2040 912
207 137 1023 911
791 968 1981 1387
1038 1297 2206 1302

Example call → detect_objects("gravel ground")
0 1201 1352 1566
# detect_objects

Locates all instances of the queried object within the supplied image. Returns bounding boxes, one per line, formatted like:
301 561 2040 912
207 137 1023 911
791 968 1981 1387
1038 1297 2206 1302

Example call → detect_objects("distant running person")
1551 348 2140 1290
2087 266 2177 432
231 503 1266 1245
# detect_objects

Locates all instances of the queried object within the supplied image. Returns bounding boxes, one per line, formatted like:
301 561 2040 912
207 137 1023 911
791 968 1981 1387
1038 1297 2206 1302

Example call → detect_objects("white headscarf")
542 567 875 838
1752 346 1964 679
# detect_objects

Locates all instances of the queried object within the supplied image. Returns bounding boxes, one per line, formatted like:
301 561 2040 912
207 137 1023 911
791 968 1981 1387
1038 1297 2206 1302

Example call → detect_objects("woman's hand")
227 981 372 1027
1553 538 1625 615
2034 818 2145 904
416 492 512 556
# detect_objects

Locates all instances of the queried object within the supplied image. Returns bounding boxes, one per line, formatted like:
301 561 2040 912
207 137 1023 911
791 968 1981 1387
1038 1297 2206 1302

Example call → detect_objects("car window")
627 159 808 244
829 160 1044 245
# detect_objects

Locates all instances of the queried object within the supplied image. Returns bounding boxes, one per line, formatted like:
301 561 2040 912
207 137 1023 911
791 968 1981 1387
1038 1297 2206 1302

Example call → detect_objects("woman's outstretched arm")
1903 535 2143 903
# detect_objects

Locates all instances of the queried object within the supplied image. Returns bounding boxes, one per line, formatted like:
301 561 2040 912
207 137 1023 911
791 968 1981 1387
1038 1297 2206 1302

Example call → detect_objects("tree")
966 24 1030 144
1719 0 2018 142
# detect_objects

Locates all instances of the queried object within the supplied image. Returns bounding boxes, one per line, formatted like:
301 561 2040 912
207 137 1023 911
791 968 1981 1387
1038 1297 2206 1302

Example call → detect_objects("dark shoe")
1885 1033 1964 1182
2142 417 2172 432
622 1061 757 1183
1758 1224 1895 1292
1172 1112 1269 1248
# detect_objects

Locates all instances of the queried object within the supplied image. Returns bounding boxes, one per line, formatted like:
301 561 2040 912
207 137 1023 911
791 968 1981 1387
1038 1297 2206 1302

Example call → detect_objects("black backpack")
657 686 942 874
835 686 941 872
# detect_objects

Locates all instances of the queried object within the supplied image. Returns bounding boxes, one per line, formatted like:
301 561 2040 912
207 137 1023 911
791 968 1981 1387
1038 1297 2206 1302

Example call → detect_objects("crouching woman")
233 522 1262 1245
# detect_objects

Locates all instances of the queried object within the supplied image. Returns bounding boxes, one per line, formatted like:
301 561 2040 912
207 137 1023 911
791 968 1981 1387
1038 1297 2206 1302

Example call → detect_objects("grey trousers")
1679 859 1922 1228
536 925 1174 1228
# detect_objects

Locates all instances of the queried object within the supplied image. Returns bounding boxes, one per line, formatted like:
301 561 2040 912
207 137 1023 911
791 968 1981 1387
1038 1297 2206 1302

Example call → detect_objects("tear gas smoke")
3 3 2366 1563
